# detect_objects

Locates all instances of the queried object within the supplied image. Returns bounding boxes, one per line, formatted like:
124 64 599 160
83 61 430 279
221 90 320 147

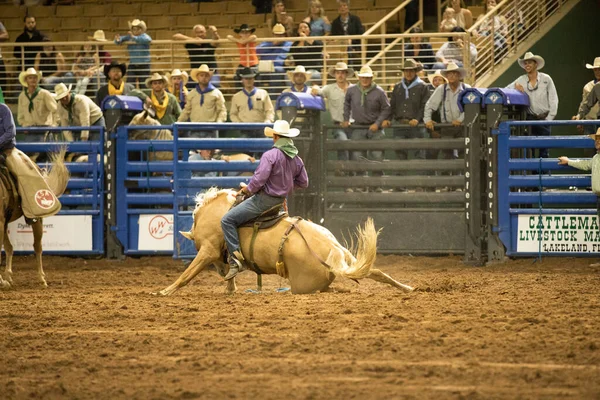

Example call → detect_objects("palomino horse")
154 188 414 296
128 111 174 162
0 150 69 289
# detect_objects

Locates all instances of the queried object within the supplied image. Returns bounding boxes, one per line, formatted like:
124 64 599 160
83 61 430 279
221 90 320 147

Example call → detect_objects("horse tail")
45 148 70 197
325 217 379 280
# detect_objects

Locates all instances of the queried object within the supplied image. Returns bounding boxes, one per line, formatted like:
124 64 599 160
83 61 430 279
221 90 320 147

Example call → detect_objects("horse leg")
32 219 47 287
3 226 14 285
153 246 219 296
366 268 414 293
0 223 9 289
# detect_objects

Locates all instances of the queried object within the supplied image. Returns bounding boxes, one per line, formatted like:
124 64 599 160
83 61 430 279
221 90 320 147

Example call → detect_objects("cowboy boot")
224 250 246 280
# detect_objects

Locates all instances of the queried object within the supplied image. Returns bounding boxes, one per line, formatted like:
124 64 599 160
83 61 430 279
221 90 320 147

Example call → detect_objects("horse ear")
179 231 194 241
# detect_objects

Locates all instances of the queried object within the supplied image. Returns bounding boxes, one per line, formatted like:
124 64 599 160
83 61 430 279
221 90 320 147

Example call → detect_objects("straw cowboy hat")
19 67 43 87
441 62 466 79
168 69 189 85
356 65 375 78
128 19 147 32
190 64 214 82
237 67 259 79
53 83 72 100
88 30 107 42
328 62 354 78
517 51 545 70
272 23 286 35
264 120 300 138
588 127 600 140
144 72 168 88
400 58 423 72
427 69 448 84
287 65 312 81
103 61 127 78
233 24 256 34
586 57 600 69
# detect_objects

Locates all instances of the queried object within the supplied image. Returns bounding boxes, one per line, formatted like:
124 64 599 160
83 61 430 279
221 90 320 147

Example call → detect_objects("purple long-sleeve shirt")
0 103 16 150
247 147 308 197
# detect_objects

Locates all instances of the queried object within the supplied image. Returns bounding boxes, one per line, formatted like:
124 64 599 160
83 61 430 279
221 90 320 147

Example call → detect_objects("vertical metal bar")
490 13 496 71
322 40 328 87
172 123 180 258
380 24 386 83
419 0 424 29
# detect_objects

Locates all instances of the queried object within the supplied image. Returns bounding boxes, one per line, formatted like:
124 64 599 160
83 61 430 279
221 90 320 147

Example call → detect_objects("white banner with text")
6 215 93 251
138 214 174 251
516 214 600 253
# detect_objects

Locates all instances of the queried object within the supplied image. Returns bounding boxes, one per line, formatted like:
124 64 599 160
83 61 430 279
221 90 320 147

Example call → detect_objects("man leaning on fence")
573 57 600 137
130 73 181 125
95 61 134 107
230 68 274 138
342 65 390 193
54 83 105 142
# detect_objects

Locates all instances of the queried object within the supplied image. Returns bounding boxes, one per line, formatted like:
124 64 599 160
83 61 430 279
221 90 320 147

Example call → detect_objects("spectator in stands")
291 22 325 82
424 62 471 161
72 43 101 95
427 70 447 93
130 73 181 126
54 83 105 142
382 59 431 187
114 19 152 88
573 57 600 135
331 0 364 68
269 0 295 37
14 16 48 71
166 69 188 109
506 52 557 159
256 24 292 95
303 0 331 37
227 24 259 86
450 0 473 29
342 65 390 193
0 21 8 95
17 68 58 146
404 27 436 71
34 37 70 90
253 0 272 14
178 64 226 126
95 61 134 107
432 27 477 70
173 25 221 88
439 7 458 32
230 68 274 138
473 0 508 62
88 30 112 65
311 62 354 163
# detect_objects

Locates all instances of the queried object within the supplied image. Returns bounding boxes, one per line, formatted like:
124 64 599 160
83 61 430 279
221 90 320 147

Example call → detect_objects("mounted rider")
221 120 309 280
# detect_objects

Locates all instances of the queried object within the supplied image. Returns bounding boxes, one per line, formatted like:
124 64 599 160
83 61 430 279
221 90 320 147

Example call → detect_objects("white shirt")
506 72 558 120
424 82 471 123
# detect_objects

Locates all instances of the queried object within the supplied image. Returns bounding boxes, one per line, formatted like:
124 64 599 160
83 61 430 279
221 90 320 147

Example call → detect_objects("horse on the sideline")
153 188 414 296
0 149 69 289
128 111 173 162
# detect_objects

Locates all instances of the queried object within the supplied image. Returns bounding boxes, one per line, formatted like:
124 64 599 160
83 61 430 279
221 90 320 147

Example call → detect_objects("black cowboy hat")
103 61 127 79
233 24 256 34
236 67 259 80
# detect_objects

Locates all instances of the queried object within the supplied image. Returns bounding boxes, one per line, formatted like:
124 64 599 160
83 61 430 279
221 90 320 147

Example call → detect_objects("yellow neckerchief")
108 81 124 96
151 90 169 120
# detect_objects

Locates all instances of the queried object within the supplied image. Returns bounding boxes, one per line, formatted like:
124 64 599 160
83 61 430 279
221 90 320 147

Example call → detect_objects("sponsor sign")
138 214 174 251
517 214 600 253
7 215 93 251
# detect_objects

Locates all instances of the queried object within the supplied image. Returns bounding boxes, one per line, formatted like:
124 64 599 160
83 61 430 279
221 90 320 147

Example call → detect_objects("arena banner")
138 214 174 251
516 214 600 253
7 216 93 251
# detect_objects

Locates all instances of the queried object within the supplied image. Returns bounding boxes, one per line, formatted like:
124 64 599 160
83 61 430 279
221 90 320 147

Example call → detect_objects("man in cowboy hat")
342 65 390 192
167 69 189 109
558 129 600 267
114 19 152 88
230 67 274 135
17 67 58 139
573 57 600 136
178 64 226 128
383 59 431 173
131 73 181 125
173 25 221 88
311 62 354 163
256 23 292 94
54 83 105 142
506 51 558 159
0 102 61 225
282 65 312 94
424 62 471 163
95 61 134 106
221 120 309 280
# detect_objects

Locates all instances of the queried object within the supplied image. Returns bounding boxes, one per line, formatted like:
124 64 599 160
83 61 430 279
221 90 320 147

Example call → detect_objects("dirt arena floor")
0 254 599 400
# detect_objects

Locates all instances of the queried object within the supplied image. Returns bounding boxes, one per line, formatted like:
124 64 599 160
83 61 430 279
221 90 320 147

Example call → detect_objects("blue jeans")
221 191 285 255
393 126 429 160
86 116 106 142
432 61 464 70
350 128 385 177
332 127 349 161
526 114 551 159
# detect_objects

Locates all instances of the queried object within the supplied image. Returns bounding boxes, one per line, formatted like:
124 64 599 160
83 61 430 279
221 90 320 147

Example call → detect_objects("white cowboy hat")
287 65 312 81
168 69 189 85
517 51 545 70
190 64 214 82
588 127 600 140
427 69 448 84
144 72 168 88
272 23 286 35
53 82 72 100
328 62 354 78
440 62 466 79
264 120 300 138
19 67 43 87
356 65 375 78
586 57 600 69
128 19 147 32
88 30 107 42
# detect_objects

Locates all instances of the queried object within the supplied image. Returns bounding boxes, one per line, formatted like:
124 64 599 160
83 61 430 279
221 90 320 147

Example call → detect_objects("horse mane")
193 187 234 212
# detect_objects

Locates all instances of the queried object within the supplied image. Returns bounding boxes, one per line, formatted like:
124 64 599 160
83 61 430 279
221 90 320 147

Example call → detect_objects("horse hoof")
0 280 11 289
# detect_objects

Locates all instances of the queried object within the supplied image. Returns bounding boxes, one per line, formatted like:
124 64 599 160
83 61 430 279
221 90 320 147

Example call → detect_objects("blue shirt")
115 33 152 64
0 103 16 150
308 17 331 37
247 147 308 197
256 41 292 73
